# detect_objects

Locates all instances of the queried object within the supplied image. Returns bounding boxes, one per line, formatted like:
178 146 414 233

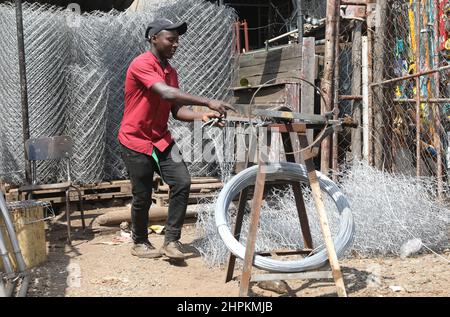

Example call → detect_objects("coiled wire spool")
215 162 354 273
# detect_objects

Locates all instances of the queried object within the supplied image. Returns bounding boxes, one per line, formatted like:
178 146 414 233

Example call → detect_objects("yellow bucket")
0 201 47 270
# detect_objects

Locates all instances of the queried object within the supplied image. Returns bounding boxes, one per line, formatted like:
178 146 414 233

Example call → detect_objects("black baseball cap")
145 18 188 39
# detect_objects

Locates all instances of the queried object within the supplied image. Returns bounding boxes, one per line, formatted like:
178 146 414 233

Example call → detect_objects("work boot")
160 241 185 260
131 241 162 258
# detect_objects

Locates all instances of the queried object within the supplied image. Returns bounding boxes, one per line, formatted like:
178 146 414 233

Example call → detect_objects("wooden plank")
239 164 266 297
238 58 302 84
153 192 218 207
232 82 297 91
239 44 302 68
301 134 348 297
239 56 302 79
257 248 313 256
251 271 333 282
315 42 352 55
233 85 287 105
301 37 316 144
340 5 366 19
243 70 302 87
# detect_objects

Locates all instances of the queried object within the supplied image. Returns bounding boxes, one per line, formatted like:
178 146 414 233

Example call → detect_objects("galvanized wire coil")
215 162 354 272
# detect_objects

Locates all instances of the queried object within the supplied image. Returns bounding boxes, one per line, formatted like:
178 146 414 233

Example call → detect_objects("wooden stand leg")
281 130 314 249
239 164 266 296
225 187 249 283
291 183 313 249
225 130 256 283
298 134 347 297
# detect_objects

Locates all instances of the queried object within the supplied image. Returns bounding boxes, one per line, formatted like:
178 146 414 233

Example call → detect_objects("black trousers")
120 142 191 244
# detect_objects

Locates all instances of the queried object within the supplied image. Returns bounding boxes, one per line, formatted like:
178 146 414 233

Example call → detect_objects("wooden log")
320 0 340 173
94 205 199 226
301 38 316 144
238 44 302 68
156 182 223 193
372 0 388 169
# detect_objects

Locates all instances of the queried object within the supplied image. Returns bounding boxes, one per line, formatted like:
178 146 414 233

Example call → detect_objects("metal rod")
265 28 299 45
15 0 31 184
242 20 249 52
339 95 363 100
234 21 240 54
370 64 450 87
394 98 450 103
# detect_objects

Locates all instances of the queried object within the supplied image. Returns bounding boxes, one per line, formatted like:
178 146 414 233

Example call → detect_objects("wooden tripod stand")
224 122 348 297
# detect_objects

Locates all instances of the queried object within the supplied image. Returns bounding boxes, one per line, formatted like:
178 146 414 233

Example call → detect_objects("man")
118 18 234 260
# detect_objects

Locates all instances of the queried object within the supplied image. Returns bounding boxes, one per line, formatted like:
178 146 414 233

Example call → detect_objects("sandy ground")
26 207 450 298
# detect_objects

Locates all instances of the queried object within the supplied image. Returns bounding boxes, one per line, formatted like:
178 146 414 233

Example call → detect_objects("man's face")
152 30 179 60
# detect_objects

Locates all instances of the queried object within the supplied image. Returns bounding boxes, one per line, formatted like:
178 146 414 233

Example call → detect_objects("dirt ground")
26 206 450 298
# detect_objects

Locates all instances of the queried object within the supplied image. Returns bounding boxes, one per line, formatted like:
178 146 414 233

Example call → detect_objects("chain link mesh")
0 0 237 185
367 0 449 185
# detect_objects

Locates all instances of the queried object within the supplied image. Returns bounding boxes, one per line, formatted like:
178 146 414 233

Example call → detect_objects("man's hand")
202 112 225 127
207 100 235 116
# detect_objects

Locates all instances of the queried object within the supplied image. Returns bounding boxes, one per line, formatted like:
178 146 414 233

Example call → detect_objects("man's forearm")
155 84 210 107
174 106 204 122
151 82 234 115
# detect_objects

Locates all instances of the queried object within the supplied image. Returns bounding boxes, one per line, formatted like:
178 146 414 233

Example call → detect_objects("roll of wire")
215 162 354 273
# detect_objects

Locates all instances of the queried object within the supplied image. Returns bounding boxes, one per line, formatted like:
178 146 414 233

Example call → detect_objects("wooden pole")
414 0 421 177
367 17 374 166
15 0 31 184
351 21 363 162
320 0 340 174
296 0 304 46
332 1 341 180
239 162 266 296
372 0 388 170
362 36 369 161
433 0 443 199
371 64 450 87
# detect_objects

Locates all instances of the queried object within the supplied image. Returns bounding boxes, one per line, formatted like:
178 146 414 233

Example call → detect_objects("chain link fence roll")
0 0 237 185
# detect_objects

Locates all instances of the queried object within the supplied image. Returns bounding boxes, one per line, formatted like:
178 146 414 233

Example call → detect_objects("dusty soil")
26 206 450 297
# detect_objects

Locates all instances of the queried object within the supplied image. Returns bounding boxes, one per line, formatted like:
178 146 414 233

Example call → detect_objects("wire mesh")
0 0 237 185
302 0 327 20
194 162 450 268
370 0 449 183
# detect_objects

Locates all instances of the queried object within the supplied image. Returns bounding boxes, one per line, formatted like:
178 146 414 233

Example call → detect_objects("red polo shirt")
118 51 179 155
